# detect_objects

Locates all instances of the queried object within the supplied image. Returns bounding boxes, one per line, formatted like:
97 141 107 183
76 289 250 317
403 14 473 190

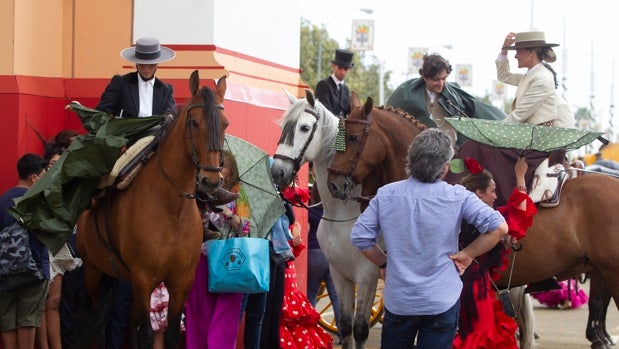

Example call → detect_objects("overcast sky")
300 0 619 140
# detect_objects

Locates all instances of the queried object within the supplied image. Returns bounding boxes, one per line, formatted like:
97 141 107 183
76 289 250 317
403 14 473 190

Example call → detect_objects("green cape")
386 78 506 145
9 102 164 254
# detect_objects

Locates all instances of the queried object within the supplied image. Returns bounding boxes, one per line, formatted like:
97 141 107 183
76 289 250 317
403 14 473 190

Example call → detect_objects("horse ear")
351 91 361 109
363 96 373 116
189 70 200 96
305 89 315 107
216 75 227 102
282 88 298 105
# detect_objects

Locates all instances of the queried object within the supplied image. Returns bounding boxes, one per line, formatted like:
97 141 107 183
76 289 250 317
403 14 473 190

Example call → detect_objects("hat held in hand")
503 31 559 50
331 49 355 68
120 37 176 64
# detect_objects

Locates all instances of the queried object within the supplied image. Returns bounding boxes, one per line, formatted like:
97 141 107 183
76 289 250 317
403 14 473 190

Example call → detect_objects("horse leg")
163 286 186 349
130 280 154 349
511 286 536 349
587 273 614 349
352 273 379 349
332 274 356 349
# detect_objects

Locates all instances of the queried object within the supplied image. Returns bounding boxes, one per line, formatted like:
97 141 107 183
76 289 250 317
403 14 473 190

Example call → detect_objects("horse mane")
198 86 223 151
278 98 339 162
376 105 427 132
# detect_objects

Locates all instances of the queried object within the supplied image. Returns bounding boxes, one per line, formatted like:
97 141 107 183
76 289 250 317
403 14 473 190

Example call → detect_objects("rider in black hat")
315 49 355 117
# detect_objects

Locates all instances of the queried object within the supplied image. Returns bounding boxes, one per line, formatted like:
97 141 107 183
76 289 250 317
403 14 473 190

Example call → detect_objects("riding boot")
203 221 222 241
540 169 567 208
203 228 223 241
206 188 240 208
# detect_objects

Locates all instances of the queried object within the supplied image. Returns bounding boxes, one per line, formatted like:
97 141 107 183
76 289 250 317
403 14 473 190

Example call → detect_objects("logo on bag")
220 248 246 271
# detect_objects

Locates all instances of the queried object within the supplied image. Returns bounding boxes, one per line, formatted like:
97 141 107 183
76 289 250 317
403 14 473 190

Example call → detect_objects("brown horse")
327 92 619 349
326 91 426 209
76 70 228 348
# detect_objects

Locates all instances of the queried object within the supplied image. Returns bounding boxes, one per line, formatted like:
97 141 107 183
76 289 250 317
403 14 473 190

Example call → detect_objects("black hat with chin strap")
331 49 355 68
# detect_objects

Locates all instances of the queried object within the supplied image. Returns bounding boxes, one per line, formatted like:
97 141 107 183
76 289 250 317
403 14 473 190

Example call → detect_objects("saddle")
97 119 172 191
97 135 156 190
529 159 568 208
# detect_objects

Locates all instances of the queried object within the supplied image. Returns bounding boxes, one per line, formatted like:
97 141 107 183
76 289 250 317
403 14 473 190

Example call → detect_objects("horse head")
271 88 339 188
327 91 427 202
327 91 378 200
176 70 227 196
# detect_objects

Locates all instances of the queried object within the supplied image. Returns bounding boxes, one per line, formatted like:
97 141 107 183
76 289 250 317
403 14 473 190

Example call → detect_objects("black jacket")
96 72 176 117
315 76 350 117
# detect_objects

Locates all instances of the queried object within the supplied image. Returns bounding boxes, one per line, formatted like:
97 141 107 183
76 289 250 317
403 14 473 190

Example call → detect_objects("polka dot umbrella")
444 117 605 152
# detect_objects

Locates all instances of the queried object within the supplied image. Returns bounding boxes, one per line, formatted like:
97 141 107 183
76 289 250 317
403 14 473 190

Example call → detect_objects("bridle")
158 102 224 199
272 106 320 175
327 112 372 186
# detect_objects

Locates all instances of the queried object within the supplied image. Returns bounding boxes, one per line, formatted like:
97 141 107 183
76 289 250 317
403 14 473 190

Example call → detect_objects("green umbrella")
9 102 165 254
224 135 284 238
444 117 604 152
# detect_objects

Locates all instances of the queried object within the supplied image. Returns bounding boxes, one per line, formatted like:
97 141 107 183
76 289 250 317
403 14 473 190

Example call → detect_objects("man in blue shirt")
351 129 508 349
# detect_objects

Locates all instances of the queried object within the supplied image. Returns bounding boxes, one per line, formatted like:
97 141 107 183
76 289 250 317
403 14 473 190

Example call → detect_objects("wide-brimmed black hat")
503 31 559 50
120 37 176 64
331 49 355 68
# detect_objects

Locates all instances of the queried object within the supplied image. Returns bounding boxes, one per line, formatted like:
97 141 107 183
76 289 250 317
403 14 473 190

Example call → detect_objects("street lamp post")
316 8 373 81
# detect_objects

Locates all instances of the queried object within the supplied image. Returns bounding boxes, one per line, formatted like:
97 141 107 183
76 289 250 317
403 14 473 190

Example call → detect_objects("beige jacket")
496 58 556 125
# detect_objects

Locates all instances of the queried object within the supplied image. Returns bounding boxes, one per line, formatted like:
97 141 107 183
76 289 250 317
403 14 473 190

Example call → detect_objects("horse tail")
61 266 119 349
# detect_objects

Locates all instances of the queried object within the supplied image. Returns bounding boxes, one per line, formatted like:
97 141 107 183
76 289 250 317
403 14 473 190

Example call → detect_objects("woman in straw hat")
97 37 176 118
497 31 574 128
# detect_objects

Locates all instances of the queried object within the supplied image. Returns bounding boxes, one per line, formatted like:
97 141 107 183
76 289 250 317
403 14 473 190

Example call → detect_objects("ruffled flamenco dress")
531 279 589 309
280 242 333 349
453 188 537 349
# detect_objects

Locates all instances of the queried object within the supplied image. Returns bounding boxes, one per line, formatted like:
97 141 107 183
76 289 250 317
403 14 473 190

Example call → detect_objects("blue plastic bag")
205 237 270 293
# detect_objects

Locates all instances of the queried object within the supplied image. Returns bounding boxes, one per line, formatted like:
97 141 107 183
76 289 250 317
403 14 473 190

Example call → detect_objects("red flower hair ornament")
448 157 484 175
464 157 484 175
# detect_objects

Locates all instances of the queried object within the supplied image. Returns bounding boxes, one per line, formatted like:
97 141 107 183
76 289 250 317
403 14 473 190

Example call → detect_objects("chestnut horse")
271 89 379 349
327 92 618 349
76 71 228 348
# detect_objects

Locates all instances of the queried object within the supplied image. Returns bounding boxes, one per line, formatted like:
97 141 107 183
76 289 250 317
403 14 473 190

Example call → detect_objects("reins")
159 103 224 199
282 187 359 223
327 113 372 185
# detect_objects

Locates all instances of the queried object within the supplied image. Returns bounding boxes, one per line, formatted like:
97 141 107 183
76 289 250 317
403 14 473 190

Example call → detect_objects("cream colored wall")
0 0 15 75
1 0 304 96
13 0 64 76
0 0 133 78
72 0 134 78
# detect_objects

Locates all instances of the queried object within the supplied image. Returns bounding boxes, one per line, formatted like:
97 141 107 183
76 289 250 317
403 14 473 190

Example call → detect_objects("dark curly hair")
418 53 452 78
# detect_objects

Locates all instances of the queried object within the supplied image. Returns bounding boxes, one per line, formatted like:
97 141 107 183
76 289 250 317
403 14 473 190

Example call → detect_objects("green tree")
300 19 393 104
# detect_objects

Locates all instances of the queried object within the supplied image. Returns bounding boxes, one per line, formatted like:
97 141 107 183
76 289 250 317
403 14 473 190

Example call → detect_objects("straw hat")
120 37 176 64
503 31 559 50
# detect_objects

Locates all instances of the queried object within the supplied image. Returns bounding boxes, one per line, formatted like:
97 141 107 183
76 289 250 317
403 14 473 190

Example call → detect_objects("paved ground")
326 281 619 348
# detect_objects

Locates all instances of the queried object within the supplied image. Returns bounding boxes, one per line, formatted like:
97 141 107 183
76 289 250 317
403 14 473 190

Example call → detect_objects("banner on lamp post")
455 64 473 87
351 19 374 51
492 80 506 100
408 47 428 75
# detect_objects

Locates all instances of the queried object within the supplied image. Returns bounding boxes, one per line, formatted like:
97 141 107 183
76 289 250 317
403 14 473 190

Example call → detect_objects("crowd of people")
0 29 594 349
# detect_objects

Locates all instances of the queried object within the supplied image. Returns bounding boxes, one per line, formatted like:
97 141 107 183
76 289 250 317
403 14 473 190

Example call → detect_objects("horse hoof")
591 340 613 349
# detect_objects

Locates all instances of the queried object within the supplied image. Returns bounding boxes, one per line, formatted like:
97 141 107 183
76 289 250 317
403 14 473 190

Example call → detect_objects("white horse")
271 89 379 349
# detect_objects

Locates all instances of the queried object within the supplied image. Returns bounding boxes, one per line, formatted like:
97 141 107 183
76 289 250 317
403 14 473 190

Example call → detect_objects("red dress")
453 189 536 349
280 242 333 349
